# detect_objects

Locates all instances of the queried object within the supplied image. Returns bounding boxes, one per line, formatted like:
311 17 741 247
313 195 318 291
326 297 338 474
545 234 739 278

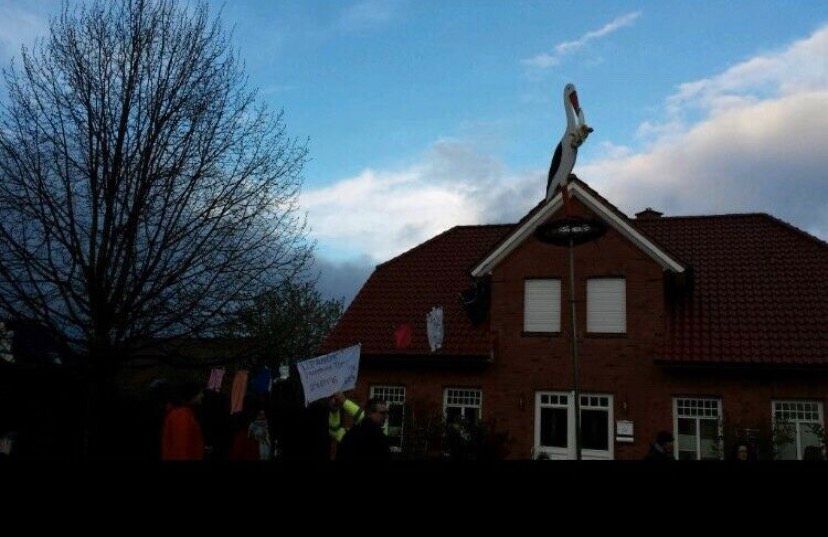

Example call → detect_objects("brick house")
321 177 828 460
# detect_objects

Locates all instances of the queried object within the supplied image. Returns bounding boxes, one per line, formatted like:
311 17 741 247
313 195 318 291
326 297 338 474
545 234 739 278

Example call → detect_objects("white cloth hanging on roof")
427 306 444 352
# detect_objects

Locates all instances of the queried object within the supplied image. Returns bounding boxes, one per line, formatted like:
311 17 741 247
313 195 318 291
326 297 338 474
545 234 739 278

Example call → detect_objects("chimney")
635 208 663 219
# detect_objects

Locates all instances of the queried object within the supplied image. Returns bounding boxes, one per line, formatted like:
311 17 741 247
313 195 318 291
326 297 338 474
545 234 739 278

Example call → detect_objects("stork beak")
569 90 581 112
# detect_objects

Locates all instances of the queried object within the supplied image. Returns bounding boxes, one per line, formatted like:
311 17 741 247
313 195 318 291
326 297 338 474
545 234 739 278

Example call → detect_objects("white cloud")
302 141 543 261
522 11 641 69
338 0 399 33
581 25 828 240
640 26 828 140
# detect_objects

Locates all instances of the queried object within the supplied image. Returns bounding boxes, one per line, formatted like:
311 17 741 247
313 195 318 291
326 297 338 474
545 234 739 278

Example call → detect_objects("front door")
534 391 614 460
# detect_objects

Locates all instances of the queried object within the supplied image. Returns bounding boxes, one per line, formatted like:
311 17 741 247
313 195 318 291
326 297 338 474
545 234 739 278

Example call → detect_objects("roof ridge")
375 224 519 270
453 223 516 229
645 213 828 249
375 225 463 270
650 212 774 220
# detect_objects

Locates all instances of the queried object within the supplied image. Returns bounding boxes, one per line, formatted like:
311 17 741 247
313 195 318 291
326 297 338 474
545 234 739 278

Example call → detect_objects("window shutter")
524 279 561 332
587 278 626 333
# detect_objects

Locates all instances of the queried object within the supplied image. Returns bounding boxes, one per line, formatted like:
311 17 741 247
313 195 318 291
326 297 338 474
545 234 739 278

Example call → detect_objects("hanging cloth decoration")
230 369 249 414
394 323 413 350
206 368 225 392
427 306 444 352
250 367 272 395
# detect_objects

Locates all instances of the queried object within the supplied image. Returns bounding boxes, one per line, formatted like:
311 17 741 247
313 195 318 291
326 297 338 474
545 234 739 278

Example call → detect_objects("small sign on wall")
616 420 634 443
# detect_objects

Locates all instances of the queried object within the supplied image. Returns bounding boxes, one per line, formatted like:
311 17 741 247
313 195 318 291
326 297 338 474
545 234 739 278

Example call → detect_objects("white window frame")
587 277 626 334
771 400 824 460
523 279 561 333
673 397 723 460
534 392 571 460
534 391 614 460
443 388 482 423
370 385 406 453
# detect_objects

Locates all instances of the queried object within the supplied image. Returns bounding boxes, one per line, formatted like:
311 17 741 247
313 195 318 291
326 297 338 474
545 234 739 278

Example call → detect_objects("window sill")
522 331 562 337
584 333 628 338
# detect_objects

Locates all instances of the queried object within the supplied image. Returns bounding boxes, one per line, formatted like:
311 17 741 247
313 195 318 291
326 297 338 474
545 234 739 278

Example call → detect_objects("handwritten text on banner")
296 344 361 405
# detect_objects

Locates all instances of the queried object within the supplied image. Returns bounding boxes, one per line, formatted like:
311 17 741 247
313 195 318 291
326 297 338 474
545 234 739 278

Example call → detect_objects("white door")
535 391 614 460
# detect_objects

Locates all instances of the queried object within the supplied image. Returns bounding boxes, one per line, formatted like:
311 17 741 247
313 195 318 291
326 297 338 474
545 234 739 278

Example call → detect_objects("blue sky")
1 1 827 302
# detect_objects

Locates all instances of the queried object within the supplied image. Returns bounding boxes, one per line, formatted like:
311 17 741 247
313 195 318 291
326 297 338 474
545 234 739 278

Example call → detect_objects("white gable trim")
569 183 684 273
471 183 684 277
471 193 563 277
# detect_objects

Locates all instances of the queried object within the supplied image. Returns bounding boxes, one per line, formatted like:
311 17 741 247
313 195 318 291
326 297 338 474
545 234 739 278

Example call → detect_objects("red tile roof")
322 225 512 358
637 214 828 365
323 188 828 366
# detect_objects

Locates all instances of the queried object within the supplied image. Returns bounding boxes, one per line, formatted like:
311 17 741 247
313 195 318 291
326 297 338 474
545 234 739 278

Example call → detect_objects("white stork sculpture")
545 83 593 201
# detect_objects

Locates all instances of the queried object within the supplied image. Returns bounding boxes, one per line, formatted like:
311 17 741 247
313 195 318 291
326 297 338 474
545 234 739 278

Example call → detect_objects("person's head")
656 431 674 452
365 397 388 426
735 444 750 461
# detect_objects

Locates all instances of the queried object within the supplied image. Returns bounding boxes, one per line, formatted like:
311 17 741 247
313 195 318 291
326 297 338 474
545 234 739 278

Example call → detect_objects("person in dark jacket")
645 431 675 461
337 397 390 462
269 373 331 462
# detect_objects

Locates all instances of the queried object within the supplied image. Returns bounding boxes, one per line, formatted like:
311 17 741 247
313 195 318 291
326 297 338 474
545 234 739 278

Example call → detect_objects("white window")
535 393 570 457
524 279 561 333
444 388 482 425
772 400 824 460
370 385 406 452
587 278 626 333
534 392 614 460
580 395 613 456
673 398 722 460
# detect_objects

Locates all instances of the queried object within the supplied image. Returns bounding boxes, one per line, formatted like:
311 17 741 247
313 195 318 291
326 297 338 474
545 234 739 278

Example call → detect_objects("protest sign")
296 344 360 405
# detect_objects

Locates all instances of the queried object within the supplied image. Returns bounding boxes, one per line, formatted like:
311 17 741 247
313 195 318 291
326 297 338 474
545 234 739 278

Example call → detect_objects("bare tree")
0 1 311 380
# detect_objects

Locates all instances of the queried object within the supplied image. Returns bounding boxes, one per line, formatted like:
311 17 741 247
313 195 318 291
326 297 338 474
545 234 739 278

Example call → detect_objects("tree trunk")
82 348 122 459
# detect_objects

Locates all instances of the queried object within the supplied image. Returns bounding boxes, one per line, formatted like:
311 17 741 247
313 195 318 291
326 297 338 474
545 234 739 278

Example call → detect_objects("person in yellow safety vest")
327 392 365 443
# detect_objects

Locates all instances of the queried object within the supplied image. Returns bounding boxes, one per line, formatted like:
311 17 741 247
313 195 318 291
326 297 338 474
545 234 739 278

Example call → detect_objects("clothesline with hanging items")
204 362 276 414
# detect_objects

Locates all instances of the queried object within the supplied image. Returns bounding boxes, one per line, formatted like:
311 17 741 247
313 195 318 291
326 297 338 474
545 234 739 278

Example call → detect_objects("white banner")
296 344 361 406
427 306 443 352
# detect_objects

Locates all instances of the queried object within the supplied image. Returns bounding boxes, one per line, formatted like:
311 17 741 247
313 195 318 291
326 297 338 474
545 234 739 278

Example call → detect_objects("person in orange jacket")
161 382 205 461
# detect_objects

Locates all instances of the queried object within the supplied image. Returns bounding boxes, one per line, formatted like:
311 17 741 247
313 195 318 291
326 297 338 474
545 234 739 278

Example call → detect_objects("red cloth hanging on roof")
394 323 413 349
